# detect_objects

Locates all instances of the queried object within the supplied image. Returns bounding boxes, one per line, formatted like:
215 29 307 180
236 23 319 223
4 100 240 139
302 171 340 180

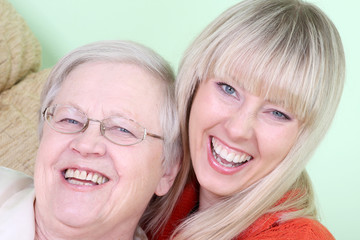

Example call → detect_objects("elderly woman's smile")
31 57 177 239
63 168 109 186
1 40 180 240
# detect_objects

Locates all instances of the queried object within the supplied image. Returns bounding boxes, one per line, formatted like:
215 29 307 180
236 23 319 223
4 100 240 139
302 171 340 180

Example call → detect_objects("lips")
63 168 109 186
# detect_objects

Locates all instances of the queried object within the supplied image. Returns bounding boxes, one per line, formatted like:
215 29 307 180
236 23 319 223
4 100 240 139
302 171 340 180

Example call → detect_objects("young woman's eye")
271 110 291 120
217 82 237 97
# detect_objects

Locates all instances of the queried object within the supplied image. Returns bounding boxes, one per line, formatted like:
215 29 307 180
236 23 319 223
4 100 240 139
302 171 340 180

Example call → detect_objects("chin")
54 205 102 227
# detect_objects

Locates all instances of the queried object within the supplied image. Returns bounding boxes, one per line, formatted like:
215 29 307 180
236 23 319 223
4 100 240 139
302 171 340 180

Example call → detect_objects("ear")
154 161 180 196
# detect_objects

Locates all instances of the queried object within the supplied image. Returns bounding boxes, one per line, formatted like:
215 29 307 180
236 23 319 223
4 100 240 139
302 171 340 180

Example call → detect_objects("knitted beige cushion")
0 0 41 93
0 69 50 176
0 0 48 176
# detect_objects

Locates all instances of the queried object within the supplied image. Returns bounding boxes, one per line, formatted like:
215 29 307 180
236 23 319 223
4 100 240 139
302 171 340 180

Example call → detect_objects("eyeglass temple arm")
147 132 164 140
42 108 51 118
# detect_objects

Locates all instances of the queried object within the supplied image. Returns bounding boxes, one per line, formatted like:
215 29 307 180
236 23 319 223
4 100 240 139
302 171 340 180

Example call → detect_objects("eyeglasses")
42 105 163 146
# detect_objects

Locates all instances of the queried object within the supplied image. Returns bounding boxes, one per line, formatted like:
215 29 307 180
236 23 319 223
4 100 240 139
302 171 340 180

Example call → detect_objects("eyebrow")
264 98 286 107
105 109 136 120
54 102 136 120
217 74 246 90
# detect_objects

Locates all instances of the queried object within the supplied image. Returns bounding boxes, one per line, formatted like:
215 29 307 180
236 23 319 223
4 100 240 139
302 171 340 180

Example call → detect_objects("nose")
224 106 255 141
70 121 106 157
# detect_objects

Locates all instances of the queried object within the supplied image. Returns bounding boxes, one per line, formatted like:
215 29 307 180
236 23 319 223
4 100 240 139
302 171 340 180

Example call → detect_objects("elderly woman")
0 40 180 240
144 0 345 239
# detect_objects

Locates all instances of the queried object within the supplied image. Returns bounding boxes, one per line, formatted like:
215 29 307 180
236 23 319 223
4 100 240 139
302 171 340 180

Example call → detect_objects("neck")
34 205 136 240
198 187 222 211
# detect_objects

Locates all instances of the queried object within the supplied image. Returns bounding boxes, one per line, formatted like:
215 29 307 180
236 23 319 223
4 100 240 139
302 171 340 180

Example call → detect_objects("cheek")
188 93 219 139
36 132 56 168
188 108 208 160
34 133 60 200
114 145 164 183
34 139 55 184
35 127 70 173
142 146 165 182
260 125 298 162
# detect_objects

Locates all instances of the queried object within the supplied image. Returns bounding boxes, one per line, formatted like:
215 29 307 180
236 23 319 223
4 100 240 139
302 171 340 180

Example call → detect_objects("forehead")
53 61 164 128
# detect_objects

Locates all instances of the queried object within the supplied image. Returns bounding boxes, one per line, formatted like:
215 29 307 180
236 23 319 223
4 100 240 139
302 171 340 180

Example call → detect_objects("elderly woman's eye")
64 118 80 124
118 127 130 133
111 126 136 137
55 117 79 125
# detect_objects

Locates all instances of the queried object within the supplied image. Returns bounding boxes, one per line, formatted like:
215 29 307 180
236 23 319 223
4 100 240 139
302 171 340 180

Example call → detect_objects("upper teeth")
212 137 252 164
65 169 109 185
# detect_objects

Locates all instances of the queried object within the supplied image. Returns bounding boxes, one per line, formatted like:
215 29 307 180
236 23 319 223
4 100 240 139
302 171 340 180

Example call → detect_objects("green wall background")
7 0 359 239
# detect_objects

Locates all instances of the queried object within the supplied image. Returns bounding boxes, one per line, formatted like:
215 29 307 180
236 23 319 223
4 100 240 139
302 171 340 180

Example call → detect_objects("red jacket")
150 181 335 240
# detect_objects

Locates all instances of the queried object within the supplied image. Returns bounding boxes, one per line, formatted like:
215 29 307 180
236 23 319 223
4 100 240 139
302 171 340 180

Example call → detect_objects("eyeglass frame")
42 104 163 146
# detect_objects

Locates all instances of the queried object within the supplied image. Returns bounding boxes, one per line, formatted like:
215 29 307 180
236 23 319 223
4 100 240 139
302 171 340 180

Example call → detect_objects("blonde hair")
168 0 345 239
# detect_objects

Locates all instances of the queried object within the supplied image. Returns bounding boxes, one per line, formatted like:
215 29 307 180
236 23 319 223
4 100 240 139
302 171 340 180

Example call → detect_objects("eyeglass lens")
45 105 146 145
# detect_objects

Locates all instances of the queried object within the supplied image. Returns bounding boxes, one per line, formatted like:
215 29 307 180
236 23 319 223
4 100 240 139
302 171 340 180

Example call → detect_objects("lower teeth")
67 179 95 186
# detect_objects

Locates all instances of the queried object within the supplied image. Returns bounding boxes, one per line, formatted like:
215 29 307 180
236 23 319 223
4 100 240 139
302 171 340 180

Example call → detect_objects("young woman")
143 0 344 239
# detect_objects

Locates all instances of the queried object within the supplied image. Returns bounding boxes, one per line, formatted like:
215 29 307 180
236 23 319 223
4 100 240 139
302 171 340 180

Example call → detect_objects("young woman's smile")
188 78 300 209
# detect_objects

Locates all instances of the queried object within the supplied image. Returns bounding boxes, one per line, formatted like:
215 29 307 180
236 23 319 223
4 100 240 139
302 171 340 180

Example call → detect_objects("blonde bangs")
214 40 320 124
192 1 335 125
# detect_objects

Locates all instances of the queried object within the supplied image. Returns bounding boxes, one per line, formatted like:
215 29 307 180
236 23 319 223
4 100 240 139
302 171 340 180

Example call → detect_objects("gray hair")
39 40 181 170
